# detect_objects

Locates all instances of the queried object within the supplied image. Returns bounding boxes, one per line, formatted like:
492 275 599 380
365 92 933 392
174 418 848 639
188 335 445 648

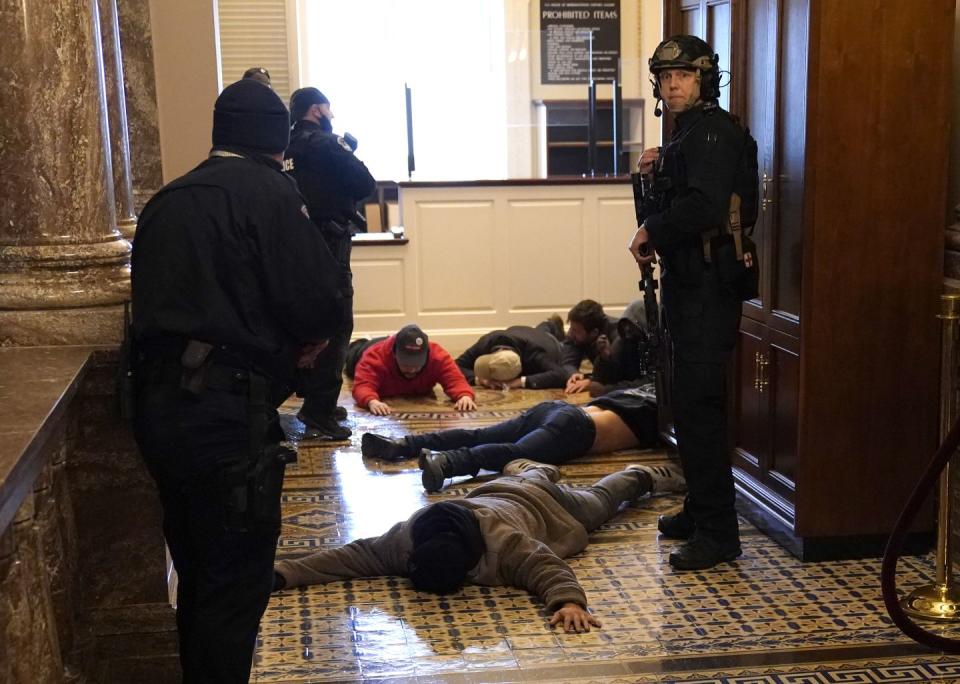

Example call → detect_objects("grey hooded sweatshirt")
275 476 591 611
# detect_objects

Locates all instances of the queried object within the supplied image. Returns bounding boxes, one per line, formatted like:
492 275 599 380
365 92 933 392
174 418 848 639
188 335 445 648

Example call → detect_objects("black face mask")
319 116 333 133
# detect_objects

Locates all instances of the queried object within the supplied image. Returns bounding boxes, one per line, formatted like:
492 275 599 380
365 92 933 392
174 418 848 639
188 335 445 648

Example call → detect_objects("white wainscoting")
351 181 641 356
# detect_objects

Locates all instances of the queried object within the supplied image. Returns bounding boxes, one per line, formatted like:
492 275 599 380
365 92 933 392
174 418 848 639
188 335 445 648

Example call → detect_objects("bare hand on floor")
550 603 602 633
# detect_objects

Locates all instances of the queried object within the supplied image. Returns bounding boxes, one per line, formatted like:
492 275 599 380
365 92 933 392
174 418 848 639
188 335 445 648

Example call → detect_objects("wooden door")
732 320 799 517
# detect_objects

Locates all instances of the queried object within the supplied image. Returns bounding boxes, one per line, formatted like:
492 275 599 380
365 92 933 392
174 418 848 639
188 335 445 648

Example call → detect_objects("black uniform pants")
134 379 284 684
662 269 742 544
406 401 597 475
298 234 354 419
298 297 353 418
672 357 739 542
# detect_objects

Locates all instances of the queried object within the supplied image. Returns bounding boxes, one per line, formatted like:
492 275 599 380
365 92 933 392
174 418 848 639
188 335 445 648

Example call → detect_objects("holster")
704 194 760 301
180 340 214 394
223 370 298 532
321 220 354 267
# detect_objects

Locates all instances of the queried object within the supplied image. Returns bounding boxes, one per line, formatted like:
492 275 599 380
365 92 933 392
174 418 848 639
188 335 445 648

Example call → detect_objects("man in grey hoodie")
273 459 684 633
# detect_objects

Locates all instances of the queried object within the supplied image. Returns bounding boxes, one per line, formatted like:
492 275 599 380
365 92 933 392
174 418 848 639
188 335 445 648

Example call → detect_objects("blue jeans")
407 400 596 476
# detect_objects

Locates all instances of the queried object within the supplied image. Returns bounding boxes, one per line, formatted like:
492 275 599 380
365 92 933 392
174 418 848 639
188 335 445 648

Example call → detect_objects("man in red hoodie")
352 324 476 415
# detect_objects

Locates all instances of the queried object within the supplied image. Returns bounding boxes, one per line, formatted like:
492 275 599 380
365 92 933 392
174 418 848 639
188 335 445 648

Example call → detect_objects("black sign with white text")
540 0 620 84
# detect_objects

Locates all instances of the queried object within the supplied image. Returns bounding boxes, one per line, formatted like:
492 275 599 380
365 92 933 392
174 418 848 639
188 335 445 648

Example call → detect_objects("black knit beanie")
212 79 290 153
408 502 484 595
290 87 330 121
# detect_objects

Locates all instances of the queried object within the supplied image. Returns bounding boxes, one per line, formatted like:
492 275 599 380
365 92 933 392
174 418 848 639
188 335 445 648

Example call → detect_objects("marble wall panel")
8 495 63 683
68 350 167 609
0 527 15 684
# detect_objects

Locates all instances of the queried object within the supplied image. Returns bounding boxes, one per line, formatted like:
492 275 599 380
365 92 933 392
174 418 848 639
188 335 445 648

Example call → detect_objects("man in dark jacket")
455 324 576 389
561 299 621 394
285 87 376 440
586 300 654 396
628 36 748 570
132 79 346 683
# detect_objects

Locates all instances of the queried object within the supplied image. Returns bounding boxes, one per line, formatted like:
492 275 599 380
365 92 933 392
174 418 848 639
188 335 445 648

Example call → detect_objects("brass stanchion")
902 293 960 620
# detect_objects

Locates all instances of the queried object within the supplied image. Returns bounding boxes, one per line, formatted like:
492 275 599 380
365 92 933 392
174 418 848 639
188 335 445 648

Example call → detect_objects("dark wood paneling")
732 319 765 478
795 0 952 537
771 0 807 324
767 329 798 499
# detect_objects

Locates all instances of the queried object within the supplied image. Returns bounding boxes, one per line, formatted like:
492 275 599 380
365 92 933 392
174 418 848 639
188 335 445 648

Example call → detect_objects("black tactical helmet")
649 35 720 101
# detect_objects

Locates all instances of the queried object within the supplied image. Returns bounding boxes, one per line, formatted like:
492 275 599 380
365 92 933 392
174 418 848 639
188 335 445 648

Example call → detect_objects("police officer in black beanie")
285 87 375 439
131 78 347 682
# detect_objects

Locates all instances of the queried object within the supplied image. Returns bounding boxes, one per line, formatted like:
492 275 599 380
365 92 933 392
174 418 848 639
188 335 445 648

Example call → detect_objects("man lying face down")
362 384 659 492
273 459 684 632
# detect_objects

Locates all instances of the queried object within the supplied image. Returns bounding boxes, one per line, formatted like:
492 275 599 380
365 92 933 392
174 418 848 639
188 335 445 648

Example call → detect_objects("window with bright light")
300 0 508 181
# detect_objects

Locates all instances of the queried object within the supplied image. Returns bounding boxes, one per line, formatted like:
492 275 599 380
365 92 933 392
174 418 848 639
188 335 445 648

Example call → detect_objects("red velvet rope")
882 412 960 651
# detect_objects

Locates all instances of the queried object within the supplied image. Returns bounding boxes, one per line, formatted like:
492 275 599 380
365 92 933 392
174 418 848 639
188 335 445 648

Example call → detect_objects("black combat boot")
668 532 742 571
419 449 476 492
361 433 414 461
657 510 696 539
298 411 351 440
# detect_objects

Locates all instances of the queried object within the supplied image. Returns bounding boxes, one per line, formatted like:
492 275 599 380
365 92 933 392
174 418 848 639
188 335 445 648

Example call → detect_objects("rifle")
630 172 666 410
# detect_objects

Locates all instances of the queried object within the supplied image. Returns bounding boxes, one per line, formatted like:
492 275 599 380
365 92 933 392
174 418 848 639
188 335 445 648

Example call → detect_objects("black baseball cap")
289 87 330 120
395 324 428 368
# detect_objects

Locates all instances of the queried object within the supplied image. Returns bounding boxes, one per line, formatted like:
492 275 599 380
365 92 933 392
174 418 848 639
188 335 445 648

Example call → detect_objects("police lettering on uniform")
284 87 375 440
131 79 347 682
628 35 750 571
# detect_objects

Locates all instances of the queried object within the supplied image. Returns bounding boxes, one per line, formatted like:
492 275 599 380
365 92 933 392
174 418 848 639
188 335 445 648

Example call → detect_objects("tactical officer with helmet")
132 79 347 682
285 87 376 440
628 35 750 570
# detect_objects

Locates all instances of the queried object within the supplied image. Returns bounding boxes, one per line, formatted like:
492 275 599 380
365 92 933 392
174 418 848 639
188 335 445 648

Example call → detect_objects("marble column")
0 0 131 345
100 0 138 240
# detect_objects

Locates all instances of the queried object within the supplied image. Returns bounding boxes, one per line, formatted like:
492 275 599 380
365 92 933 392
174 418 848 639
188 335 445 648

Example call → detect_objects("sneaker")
361 433 412 461
420 450 453 493
298 411 352 441
502 459 561 482
626 463 685 494
668 533 742 571
547 313 565 340
657 510 696 540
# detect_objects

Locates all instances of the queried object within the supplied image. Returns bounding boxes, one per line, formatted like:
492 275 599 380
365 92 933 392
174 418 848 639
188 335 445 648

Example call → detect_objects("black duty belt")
141 360 251 395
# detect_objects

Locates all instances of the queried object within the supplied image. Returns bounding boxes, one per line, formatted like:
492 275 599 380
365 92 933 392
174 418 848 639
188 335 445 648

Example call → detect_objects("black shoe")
333 405 348 421
420 449 452 493
658 510 696 539
361 433 412 461
668 534 742 571
298 411 352 440
547 313 565 341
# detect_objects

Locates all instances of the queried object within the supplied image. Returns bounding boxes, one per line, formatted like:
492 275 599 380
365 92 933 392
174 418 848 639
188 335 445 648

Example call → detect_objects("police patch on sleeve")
336 136 352 152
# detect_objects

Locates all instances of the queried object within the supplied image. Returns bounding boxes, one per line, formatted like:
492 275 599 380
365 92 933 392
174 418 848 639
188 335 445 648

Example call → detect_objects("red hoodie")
351 335 475 408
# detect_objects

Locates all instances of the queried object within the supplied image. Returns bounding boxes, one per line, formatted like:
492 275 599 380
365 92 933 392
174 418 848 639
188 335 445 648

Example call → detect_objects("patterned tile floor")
252 387 960 683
